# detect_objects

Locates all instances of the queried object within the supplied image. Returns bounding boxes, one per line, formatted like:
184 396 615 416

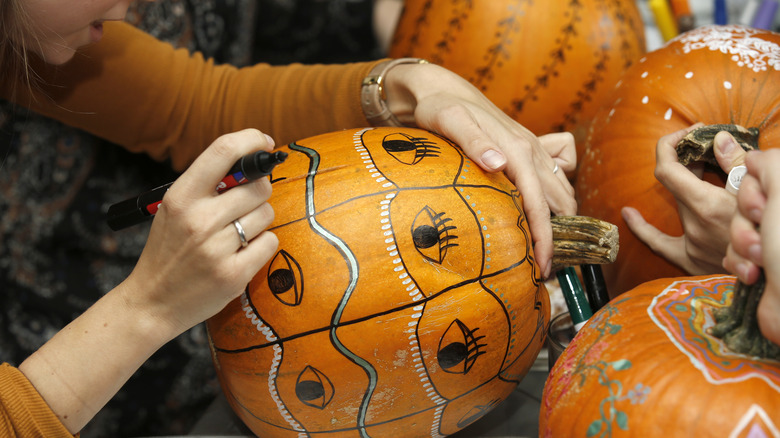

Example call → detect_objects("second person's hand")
622 125 747 275
383 62 577 279
723 149 780 345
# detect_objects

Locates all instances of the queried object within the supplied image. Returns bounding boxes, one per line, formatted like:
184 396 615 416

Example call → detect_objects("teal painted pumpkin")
540 275 780 437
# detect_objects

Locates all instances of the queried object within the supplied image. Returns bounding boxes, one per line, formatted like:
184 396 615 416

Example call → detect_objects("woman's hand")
723 149 780 345
19 129 280 433
123 128 279 335
621 125 747 275
384 62 577 278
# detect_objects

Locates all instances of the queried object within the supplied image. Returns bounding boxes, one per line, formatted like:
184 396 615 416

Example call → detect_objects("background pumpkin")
206 127 549 437
388 0 646 149
540 275 780 437
576 25 780 296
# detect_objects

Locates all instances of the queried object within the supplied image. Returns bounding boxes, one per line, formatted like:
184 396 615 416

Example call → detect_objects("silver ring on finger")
233 220 249 248
552 162 559 175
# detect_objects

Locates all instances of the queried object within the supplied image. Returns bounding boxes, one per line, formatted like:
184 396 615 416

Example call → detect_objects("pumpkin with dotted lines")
388 0 646 149
206 127 549 437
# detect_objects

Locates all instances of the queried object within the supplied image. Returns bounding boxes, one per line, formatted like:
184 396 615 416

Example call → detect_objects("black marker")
580 264 610 313
106 150 288 231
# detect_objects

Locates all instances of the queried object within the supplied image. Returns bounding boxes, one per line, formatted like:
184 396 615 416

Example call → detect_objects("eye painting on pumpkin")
382 132 440 165
266 249 304 306
411 206 459 263
437 319 486 374
294 365 335 410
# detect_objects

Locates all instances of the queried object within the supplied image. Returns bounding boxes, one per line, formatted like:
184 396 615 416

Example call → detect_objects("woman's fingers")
539 132 577 177
172 129 275 198
622 206 689 269
654 124 714 210
221 202 276 251
211 178 273 225
725 207 762 281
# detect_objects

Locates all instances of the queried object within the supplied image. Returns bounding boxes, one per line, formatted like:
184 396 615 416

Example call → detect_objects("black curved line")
438 225 457 234
213 255 528 354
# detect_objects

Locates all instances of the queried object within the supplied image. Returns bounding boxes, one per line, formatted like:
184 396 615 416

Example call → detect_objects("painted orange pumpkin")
206 127 549 437
576 25 780 295
388 0 646 147
540 275 780 437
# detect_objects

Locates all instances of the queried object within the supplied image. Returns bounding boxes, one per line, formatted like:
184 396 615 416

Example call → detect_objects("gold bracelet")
361 58 429 127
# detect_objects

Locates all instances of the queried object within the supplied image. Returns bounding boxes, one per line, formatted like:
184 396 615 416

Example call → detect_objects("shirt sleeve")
0 363 76 438
6 21 381 171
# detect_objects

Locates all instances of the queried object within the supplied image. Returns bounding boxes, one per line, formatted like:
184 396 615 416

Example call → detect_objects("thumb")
714 131 748 174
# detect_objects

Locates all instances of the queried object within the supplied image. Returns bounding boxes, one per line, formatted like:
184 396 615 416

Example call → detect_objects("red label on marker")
217 173 246 193
147 201 162 215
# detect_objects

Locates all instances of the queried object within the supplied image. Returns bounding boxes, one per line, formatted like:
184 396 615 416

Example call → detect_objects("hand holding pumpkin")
724 149 780 345
622 125 747 275
383 61 577 278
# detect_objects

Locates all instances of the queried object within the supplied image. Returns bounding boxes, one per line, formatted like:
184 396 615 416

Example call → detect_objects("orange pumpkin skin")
576 25 780 296
388 0 646 147
206 127 549 437
540 275 780 437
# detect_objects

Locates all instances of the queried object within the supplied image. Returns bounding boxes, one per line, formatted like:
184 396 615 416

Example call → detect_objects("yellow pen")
649 0 679 42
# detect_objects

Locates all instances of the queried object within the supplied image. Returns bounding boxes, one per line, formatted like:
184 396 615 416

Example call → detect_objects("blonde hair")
1 0 37 96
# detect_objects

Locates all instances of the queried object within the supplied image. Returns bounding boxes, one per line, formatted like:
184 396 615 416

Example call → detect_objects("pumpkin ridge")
470 0 532 92
428 0 472 66
507 0 584 119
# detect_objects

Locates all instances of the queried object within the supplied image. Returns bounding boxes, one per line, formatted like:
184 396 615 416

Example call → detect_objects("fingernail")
737 262 752 281
543 260 552 280
481 149 506 171
621 206 639 223
718 133 736 155
749 243 763 264
749 208 762 224
264 134 276 147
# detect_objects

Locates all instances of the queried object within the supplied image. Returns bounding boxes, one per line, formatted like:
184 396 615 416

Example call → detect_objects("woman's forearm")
18 280 179 434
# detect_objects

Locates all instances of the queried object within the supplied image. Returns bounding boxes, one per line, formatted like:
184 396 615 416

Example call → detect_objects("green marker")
556 266 593 332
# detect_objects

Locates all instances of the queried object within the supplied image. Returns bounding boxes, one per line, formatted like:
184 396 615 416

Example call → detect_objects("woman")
0 0 576 434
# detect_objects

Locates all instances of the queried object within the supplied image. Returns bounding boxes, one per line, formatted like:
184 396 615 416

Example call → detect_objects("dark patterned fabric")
253 0 381 65
0 1 255 436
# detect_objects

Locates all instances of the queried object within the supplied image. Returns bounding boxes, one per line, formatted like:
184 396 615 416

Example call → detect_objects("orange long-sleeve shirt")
0 364 75 437
3 21 381 171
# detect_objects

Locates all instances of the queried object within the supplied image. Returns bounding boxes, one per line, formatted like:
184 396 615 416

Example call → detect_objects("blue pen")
752 0 779 29
715 0 728 24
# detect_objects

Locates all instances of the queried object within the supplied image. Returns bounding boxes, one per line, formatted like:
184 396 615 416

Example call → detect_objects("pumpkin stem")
676 124 759 168
550 215 619 272
710 273 780 360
